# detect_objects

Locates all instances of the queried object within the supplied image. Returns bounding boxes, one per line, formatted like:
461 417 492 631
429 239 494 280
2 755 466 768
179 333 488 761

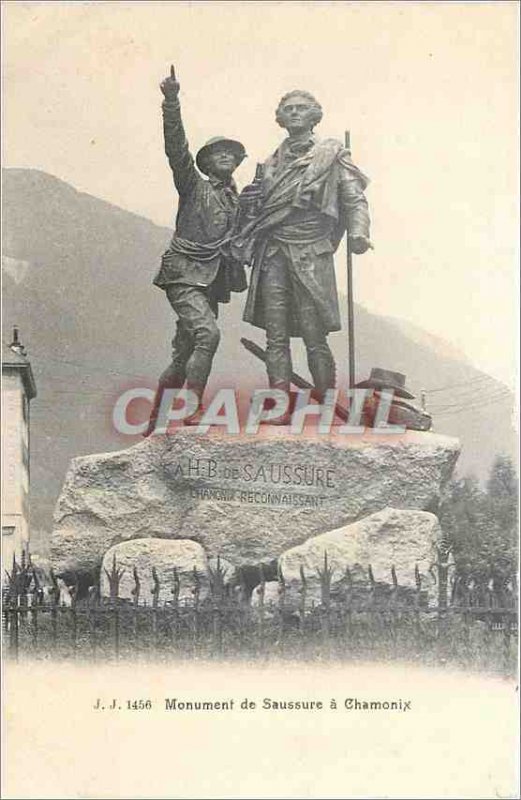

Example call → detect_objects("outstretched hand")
160 64 180 98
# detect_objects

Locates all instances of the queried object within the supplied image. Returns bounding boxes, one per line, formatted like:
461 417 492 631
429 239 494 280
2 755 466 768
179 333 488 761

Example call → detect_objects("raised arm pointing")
160 64 197 195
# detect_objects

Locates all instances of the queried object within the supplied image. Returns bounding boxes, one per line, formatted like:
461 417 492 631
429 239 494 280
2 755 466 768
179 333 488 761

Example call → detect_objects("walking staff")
344 130 373 389
345 130 356 389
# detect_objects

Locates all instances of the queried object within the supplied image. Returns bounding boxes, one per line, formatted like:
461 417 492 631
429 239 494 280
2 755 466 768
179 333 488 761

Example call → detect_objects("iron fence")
2 551 518 674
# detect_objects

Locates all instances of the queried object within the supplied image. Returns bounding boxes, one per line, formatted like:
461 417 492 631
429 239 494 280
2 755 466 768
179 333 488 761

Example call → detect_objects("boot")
143 364 186 437
307 347 336 402
142 386 168 438
183 382 205 426
260 382 292 426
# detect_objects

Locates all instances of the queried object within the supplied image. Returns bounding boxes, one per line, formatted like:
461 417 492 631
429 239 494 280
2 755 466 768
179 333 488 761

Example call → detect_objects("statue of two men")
146 66 371 433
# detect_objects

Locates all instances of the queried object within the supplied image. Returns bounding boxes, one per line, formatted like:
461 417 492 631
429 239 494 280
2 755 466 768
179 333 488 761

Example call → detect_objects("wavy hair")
275 90 323 130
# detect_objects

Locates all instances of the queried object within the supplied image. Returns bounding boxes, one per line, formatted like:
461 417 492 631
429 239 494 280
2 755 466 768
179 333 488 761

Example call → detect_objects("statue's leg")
306 338 336 399
257 252 293 424
143 305 194 436
258 251 292 393
169 319 193 378
295 283 336 399
165 283 220 424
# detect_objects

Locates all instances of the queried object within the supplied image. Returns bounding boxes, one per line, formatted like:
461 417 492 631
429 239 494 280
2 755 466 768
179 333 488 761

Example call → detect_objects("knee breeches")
163 283 221 391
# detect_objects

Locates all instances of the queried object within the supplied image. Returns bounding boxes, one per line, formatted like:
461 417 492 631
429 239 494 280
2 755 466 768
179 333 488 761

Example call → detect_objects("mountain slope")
2 168 516 532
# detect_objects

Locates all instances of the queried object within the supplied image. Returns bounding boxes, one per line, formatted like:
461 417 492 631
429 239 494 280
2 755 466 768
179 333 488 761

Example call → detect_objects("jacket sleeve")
337 168 371 241
162 97 198 196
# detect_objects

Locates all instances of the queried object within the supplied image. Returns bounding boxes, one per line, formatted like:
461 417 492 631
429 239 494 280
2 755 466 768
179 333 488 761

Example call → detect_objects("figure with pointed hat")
146 65 247 433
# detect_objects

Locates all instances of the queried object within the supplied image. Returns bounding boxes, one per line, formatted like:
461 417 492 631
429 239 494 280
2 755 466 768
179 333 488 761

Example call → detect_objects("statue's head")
196 136 247 179
275 90 323 135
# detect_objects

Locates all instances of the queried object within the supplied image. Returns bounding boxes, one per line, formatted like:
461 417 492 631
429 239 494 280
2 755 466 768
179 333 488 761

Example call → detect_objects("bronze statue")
236 90 371 423
145 65 247 433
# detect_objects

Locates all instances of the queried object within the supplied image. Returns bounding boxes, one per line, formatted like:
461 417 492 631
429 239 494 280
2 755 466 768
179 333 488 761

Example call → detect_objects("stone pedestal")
50 427 459 578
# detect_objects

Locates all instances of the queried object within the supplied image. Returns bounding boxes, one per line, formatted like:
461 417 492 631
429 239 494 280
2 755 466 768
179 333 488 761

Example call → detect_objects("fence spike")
391 564 398 588
208 554 227 598
344 565 352 590
171 567 180 603
316 550 333 606
150 567 161 608
104 556 125 601
414 564 422 590
131 566 141 606
191 565 201 606
32 567 40 591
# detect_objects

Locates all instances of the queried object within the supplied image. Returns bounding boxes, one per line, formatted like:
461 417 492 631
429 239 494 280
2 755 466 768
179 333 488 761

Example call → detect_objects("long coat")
239 137 370 336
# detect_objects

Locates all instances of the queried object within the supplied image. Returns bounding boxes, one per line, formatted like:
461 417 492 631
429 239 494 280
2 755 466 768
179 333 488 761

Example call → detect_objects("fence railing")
2 551 518 674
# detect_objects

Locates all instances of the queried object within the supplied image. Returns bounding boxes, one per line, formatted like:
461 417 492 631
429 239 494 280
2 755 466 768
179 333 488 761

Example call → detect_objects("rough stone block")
50 428 459 576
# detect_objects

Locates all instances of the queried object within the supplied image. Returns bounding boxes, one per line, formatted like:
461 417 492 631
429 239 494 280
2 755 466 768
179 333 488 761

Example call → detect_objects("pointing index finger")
170 64 176 80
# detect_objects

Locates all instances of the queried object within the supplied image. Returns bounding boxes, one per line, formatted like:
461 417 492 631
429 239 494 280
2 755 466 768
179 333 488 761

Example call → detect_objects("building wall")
2 371 29 568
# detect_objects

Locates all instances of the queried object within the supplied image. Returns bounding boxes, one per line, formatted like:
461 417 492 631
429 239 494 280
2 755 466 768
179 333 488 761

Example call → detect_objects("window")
2 527 15 536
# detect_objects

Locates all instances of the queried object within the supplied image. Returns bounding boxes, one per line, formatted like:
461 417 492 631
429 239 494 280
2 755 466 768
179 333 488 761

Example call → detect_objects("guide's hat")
355 368 415 400
196 136 247 176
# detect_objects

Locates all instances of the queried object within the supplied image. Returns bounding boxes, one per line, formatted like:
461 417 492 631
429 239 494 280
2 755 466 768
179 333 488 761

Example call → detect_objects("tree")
439 456 518 585
483 455 518 576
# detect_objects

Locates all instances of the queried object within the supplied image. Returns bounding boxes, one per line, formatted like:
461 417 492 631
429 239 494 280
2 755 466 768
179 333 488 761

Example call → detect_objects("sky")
2 1 519 388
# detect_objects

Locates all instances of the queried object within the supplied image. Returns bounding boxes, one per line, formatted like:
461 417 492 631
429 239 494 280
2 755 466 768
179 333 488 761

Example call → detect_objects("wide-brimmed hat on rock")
355 367 415 400
196 136 247 176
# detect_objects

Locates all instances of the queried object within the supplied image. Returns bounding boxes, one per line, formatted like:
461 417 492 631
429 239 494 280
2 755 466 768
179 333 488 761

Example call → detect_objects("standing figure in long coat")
146 65 247 434
236 90 371 422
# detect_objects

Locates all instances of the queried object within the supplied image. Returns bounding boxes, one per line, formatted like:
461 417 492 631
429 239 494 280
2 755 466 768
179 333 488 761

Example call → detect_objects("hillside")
2 168 516 532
